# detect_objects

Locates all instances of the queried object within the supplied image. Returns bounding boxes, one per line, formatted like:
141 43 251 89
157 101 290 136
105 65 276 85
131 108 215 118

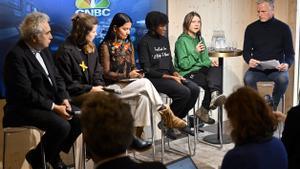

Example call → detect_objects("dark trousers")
148 78 199 118
185 67 222 110
3 108 81 161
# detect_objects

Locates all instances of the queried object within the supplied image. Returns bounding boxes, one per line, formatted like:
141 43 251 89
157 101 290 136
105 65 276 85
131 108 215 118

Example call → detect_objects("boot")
130 136 152 152
195 107 215 124
209 91 226 110
158 105 187 129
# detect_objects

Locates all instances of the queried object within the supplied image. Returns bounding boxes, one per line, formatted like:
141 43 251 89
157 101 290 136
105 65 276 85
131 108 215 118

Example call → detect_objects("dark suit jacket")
95 156 166 169
3 40 69 124
55 37 105 97
281 104 300 169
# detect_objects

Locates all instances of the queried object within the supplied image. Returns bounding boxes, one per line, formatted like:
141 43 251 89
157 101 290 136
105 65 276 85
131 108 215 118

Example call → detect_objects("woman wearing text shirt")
138 11 199 139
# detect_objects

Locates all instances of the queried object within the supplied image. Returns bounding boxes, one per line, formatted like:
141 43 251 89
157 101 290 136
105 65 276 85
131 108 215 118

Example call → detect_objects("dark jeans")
3 107 81 161
244 70 289 107
148 78 199 118
185 66 222 110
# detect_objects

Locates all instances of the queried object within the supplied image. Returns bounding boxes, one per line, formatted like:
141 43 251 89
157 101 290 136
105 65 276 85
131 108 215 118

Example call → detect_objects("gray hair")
256 0 275 8
19 12 50 40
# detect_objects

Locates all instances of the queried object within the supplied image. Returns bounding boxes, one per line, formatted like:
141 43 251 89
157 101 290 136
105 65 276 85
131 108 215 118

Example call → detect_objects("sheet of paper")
257 59 280 70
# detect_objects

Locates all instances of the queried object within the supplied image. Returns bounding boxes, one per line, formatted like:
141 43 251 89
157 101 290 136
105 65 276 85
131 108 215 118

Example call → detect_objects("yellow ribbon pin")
79 61 88 72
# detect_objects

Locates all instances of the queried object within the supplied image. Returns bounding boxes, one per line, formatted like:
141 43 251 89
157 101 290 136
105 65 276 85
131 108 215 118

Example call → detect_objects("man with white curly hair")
3 12 81 169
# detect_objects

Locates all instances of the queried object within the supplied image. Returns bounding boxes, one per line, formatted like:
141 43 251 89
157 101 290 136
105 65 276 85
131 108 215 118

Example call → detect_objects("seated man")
80 92 166 169
243 0 294 110
3 12 81 169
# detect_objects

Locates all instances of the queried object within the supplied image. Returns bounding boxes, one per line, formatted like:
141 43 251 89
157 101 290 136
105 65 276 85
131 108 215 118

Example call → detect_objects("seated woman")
174 11 225 124
99 13 187 138
221 87 287 169
55 13 154 150
281 103 300 169
138 11 199 139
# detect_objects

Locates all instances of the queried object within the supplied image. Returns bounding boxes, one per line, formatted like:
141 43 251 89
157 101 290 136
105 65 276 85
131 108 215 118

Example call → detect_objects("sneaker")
195 107 215 124
158 105 187 128
210 91 226 110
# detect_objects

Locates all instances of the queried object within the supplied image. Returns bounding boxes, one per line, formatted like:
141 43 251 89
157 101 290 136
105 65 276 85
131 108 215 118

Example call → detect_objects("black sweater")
138 32 176 78
243 17 294 71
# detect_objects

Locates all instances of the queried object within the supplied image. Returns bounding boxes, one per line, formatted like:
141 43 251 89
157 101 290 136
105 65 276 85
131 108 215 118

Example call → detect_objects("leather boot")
130 136 152 152
25 149 46 169
209 91 226 110
195 107 215 124
158 105 187 128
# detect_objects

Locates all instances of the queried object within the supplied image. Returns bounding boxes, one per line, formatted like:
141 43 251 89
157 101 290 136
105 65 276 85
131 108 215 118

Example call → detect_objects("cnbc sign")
75 0 111 17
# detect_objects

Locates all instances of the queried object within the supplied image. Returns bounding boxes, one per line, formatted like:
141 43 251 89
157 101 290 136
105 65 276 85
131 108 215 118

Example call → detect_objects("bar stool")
2 126 46 169
3 126 78 169
256 81 286 137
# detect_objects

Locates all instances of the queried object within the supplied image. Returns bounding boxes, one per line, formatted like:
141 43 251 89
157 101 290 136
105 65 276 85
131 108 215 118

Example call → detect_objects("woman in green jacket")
174 11 225 124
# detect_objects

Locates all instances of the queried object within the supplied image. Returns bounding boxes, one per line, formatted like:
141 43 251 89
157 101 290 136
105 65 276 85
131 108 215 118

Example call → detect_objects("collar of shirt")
25 42 41 55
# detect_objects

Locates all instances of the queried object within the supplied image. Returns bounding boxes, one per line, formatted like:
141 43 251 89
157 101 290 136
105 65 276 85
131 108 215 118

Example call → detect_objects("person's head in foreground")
225 87 277 145
80 92 133 161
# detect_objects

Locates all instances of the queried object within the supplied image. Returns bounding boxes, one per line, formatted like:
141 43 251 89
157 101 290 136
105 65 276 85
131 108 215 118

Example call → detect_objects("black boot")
179 126 195 136
48 154 70 169
25 149 46 169
130 136 152 151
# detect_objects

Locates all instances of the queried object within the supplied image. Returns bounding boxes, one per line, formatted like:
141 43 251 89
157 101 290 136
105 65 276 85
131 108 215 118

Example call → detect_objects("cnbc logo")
75 0 111 17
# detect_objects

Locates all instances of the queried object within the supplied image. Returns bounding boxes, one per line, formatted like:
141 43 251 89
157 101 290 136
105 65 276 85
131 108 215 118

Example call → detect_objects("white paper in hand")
257 59 280 70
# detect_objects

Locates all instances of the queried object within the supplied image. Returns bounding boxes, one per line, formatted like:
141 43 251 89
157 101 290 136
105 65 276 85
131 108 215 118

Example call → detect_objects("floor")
82 121 235 169
70 119 283 169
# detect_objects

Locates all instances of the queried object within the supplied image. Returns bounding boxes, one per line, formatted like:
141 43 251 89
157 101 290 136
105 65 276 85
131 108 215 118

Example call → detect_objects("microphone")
196 31 202 43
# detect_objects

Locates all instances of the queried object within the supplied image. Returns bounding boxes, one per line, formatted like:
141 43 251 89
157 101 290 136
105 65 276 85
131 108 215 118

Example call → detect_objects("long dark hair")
102 13 132 43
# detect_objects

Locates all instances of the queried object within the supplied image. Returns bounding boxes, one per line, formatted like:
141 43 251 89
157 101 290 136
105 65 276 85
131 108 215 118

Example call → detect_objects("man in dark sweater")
243 0 294 109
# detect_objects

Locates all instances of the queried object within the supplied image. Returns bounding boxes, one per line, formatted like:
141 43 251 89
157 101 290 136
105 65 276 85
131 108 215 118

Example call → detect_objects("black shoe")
179 126 195 136
25 149 45 169
166 128 177 140
49 155 70 169
188 115 205 128
130 136 152 152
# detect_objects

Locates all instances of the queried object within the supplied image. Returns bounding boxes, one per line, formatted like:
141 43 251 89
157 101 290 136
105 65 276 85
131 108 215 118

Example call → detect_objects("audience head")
70 13 98 54
256 0 275 22
19 12 52 50
145 11 168 37
183 11 202 36
225 87 277 145
103 13 132 42
80 92 133 160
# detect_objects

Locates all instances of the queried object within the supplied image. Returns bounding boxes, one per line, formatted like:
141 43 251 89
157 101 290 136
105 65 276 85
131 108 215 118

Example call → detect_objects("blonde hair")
182 11 201 34
19 12 50 41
